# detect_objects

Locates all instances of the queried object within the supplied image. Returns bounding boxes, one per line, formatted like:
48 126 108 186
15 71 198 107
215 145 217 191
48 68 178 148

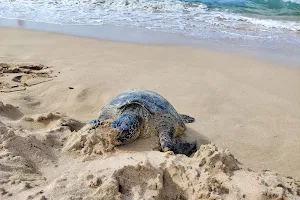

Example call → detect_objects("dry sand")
0 27 300 199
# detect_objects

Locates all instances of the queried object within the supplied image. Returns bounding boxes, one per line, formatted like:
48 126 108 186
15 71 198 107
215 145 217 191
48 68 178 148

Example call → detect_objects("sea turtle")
90 90 197 156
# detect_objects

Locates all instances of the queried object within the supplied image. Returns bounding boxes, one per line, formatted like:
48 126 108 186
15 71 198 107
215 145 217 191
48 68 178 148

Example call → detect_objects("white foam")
0 0 299 41
282 0 300 4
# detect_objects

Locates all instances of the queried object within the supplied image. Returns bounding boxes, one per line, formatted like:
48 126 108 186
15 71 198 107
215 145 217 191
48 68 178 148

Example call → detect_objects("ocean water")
0 0 300 56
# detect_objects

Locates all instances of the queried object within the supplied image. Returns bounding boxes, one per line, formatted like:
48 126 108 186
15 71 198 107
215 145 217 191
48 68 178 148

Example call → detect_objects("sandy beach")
1 27 300 199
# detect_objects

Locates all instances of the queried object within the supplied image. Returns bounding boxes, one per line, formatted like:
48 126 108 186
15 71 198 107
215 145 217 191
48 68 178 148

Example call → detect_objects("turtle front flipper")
180 114 195 123
155 116 197 156
157 124 197 156
155 120 175 152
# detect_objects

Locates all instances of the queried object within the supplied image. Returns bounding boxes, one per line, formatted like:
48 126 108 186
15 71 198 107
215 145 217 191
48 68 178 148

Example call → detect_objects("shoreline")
0 18 299 68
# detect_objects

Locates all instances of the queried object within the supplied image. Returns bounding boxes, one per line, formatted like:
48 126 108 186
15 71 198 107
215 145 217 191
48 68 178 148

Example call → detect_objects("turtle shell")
103 90 186 129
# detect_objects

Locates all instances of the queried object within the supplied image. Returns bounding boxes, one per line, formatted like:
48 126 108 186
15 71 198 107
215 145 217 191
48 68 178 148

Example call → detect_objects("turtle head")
110 113 142 145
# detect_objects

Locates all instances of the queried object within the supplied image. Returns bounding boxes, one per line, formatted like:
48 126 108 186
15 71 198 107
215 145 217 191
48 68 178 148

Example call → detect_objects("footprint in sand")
0 63 56 93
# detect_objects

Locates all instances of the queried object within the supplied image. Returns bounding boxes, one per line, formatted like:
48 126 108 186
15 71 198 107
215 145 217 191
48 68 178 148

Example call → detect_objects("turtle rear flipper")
173 139 197 156
180 114 195 123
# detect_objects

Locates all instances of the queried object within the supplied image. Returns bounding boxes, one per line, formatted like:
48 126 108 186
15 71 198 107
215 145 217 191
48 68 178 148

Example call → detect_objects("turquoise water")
0 0 299 56
197 0 300 17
